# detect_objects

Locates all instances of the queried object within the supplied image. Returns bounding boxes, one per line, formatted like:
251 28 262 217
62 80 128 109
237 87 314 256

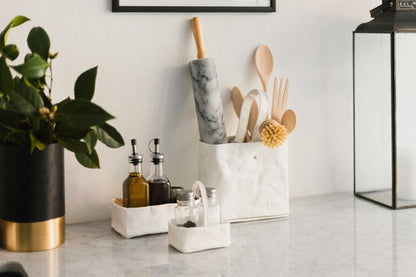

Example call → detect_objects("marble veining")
189 58 227 144
2 193 416 276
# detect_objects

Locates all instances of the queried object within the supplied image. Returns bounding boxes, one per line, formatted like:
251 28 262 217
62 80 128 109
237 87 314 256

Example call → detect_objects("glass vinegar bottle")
147 138 171 205
122 139 149 208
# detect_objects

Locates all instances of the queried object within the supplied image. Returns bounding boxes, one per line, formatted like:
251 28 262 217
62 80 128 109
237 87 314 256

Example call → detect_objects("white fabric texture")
198 141 289 222
111 199 176 238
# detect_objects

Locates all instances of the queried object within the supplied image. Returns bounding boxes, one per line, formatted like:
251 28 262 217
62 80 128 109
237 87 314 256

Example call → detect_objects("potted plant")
0 16 124 252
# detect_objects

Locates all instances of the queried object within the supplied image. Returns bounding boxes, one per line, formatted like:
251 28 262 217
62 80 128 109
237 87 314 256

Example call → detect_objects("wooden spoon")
231 87 259 142
254 45 274 93
271 77 281 121
281 109 297 134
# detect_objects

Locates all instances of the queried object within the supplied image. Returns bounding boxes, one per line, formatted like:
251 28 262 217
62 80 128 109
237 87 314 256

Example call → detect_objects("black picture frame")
112 0 276 12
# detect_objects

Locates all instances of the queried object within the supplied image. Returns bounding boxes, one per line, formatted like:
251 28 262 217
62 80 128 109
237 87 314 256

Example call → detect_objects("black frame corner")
112 0 276 12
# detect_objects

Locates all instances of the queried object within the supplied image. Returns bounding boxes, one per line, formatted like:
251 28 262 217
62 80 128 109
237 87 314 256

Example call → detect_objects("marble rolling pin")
189 17 227 144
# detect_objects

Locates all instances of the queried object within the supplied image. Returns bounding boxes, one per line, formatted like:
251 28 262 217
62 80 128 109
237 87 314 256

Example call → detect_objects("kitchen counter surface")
1 193 416 276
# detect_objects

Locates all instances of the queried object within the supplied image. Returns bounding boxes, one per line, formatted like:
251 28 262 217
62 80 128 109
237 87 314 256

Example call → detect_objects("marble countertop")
1 193 416 276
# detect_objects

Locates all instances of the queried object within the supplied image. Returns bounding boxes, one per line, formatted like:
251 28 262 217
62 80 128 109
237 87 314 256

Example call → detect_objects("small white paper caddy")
168 181 231 253
111 198 176 238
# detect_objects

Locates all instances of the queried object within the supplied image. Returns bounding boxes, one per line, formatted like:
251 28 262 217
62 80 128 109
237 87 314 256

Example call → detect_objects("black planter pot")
0 143 65 252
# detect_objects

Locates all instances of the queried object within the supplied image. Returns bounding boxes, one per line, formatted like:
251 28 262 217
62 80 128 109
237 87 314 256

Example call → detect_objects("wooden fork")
271 77 289 123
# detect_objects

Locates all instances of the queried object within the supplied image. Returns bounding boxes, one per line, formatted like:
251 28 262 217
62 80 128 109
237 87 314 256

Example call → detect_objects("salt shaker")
175 190 199 227
201 187 220 225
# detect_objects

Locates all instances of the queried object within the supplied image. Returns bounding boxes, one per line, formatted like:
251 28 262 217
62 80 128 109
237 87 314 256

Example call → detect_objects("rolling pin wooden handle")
191 17 206 59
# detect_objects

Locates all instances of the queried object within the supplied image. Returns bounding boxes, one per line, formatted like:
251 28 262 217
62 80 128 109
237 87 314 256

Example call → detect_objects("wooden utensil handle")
191 17 206 59
282 79 289 111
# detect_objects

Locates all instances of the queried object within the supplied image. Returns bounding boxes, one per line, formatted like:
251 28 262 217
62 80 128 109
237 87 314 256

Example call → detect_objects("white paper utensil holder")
168 181 231 253
198 89 289 222
198 141 289 223
111 198 176 238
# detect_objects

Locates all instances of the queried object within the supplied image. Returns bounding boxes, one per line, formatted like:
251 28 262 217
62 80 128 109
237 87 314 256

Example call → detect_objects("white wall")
0 0 378 223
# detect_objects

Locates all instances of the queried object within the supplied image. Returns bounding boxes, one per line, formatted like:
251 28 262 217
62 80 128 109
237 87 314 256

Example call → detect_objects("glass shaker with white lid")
202 187 220 225
175 190 199 227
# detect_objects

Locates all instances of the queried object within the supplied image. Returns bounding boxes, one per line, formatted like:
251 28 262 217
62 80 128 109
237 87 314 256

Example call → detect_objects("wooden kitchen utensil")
254 45 274 93
271 78 289 123
271 77 281 121
281 78 289 116
231 87 244 118
231 87 259 142
281 109 297 133
189 17 227 144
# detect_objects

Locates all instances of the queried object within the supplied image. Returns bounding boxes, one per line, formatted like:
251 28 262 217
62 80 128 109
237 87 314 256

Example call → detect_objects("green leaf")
56 137 89 153
37 119 54 144
84 131 98 154
0 98 7 109
27 27 50 60
75 149 100 169
29 115 41 131
24 53 34 62
9 16 31 28
2 44 19 61
55 99 114 130
29 132 45 154
23 76 40 91
12 53 49 79
54 121 91 140
0 120 28 133
94 123 124 148
74 66 97 101
9 82 44 115
0 16 30 48
12 76 21 87
9 91 37 115
0 124 29 145
0 57 13 94
0 109 28 131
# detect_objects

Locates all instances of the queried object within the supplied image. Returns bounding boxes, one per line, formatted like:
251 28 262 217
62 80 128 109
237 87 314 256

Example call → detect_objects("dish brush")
259 119 287 148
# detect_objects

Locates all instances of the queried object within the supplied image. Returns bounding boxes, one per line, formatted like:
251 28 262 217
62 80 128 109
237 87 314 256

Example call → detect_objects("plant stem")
48 60 53 98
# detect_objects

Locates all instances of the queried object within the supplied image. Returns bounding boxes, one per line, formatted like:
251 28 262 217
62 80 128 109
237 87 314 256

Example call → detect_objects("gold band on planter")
0 216 65 252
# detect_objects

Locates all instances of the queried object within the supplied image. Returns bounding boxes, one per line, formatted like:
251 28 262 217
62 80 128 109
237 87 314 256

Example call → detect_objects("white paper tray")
111 198 176 238
168 219 231 253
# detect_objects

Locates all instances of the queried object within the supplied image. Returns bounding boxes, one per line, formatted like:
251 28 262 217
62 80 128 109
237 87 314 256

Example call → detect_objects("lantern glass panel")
354 33 393 206
395 33 416 207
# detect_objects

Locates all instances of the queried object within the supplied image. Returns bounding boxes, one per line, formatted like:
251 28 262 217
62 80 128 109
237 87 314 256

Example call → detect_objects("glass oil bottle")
122 139 149 208
147 138 171 205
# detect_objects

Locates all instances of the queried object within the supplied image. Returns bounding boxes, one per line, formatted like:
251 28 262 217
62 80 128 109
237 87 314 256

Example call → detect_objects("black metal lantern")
354 0 416 209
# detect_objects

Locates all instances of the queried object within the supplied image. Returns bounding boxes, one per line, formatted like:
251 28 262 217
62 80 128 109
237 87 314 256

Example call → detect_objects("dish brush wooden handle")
191 17 206 59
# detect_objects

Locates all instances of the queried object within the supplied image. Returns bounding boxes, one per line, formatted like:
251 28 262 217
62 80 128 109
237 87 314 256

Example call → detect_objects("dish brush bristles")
261 123 287 148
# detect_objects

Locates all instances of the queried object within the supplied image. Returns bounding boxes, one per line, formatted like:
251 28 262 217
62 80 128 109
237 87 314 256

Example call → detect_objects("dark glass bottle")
147 138 171 205
122 139 149 208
